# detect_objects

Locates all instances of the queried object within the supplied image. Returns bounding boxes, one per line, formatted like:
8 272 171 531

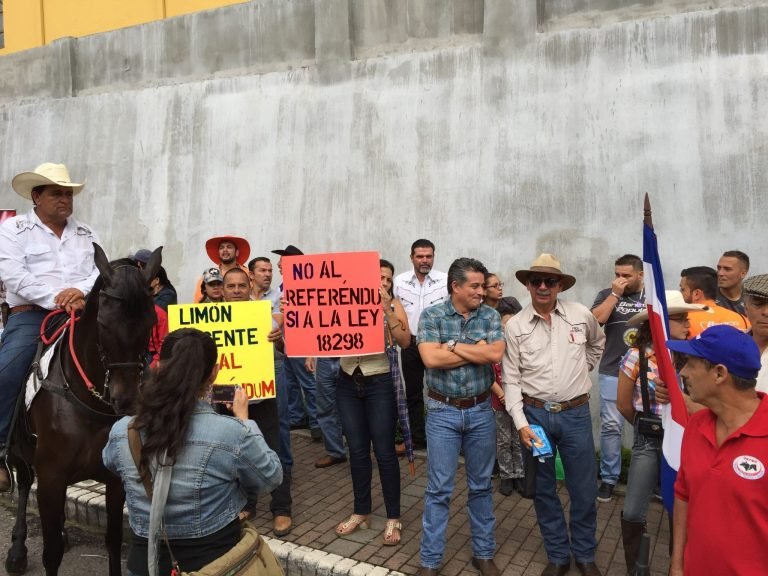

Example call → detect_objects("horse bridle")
91 272 152 408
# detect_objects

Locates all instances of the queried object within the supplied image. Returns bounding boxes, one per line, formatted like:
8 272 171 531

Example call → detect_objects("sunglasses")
528 277 560 288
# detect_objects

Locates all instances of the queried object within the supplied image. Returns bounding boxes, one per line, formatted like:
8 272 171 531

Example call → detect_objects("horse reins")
40 308 145 405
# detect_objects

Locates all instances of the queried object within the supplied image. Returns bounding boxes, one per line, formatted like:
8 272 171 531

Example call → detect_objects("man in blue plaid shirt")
416 257 505 576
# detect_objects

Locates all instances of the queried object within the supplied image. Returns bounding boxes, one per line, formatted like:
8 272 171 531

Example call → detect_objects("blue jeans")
525 402 598 565
420 396 496 568
599 374 623 485
315 358 345 459
622 421 662 523
336 371 399 518
0 310 47 445
284 356 318 428
274 355 293 473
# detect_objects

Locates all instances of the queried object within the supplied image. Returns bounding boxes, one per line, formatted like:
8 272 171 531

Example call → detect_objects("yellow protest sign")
167 301 276 400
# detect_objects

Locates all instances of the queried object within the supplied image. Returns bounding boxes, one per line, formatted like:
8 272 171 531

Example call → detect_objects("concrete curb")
2 478 405 576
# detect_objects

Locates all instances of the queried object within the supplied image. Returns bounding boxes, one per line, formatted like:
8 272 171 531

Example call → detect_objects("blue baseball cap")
666 324 762 380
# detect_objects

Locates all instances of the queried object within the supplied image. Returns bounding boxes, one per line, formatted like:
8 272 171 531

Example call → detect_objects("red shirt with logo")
675 392 768 575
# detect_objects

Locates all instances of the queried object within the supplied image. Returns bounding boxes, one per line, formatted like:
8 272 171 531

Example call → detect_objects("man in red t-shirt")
667 325 765 576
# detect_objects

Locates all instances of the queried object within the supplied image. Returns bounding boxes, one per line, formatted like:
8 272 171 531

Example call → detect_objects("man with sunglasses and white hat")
502 254 605 576
0 163 100 491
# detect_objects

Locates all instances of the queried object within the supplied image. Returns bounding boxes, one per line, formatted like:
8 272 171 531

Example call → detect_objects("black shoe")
574 561 602 575
310 427 322 441
540 561 570 576
417 568 439 576
596 482 614 503
499 478 514 496
512 478 525 494
290 420 308 430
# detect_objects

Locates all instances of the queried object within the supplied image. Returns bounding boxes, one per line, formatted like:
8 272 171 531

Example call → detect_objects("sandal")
335 514 369 536
383 519 402 546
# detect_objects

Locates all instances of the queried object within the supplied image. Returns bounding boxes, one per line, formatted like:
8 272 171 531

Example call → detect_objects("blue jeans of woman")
524 402 598 565
336 371 400 519
420 396 496 569
622 421 662 523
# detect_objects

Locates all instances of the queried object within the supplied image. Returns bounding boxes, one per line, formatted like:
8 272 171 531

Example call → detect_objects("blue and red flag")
642 195 688 512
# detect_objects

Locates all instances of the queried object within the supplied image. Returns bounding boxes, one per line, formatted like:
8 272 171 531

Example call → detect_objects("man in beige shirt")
502 254 605 576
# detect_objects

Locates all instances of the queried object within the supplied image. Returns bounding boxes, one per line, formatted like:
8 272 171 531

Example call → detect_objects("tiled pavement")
6 430 670 575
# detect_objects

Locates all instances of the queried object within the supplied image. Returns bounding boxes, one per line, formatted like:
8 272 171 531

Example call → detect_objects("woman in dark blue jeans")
335 259 411 546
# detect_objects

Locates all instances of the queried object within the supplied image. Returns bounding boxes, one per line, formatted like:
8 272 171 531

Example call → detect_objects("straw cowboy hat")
12 163 85 199
628 290 708 325
205 235 251 266
515 253 577 292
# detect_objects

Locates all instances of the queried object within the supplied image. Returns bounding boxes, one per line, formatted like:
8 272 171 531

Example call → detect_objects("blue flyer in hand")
529 424 554 459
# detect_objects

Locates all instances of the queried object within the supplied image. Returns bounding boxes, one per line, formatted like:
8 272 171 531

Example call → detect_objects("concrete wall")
1 0 767 310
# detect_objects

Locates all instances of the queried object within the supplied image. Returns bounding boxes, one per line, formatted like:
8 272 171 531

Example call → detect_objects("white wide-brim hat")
628 290 709 325
12 163 85 199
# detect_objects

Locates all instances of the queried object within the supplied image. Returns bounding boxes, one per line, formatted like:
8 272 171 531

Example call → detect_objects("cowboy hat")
12 163 85 199
271 245 304 256
205 235 250 266
627 290 708 325
515 253 576 292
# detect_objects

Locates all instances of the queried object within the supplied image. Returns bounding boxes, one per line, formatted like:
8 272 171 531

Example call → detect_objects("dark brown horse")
5 244 161 575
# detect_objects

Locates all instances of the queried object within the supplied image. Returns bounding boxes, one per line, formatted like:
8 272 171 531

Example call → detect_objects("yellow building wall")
43 0 164 43
166 0 248 18
0 0 250 55
0 1 44 56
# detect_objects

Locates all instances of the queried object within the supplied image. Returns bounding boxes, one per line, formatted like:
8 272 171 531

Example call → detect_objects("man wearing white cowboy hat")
502 254 605 576
0 163 100 491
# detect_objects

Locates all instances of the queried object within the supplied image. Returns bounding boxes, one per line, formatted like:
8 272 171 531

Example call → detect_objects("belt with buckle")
522 393 589 413
9 304 50 315
427 388 490 409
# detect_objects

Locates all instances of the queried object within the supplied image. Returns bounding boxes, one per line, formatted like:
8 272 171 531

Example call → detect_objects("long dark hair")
132 328 218 476
380 258 395 297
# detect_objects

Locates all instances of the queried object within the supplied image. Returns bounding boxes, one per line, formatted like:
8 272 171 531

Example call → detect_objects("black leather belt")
428 388 490 409
522 393 589 413
10 304 50 315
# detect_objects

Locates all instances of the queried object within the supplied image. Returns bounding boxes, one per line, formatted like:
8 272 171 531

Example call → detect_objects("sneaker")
597 482 614 503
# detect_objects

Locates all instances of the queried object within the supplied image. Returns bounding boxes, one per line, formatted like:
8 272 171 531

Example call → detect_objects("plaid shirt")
418 300 503 398
619 346 663 416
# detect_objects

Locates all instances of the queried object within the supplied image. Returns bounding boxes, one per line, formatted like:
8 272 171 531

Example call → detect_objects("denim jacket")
103 401 282 539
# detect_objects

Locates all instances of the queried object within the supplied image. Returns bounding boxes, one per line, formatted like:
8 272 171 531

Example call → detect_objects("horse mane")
84 258 156 325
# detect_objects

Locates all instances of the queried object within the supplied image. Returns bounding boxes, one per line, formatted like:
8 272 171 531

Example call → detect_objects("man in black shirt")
591 254 645 503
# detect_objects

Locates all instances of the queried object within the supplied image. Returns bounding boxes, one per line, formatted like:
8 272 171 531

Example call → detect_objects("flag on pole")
642 194 688 513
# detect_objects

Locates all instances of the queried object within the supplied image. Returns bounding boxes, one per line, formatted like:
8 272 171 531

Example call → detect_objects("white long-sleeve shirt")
393 269 448 335
0 208 100 310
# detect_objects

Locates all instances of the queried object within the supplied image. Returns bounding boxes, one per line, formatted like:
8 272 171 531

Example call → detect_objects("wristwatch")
447 339 457 352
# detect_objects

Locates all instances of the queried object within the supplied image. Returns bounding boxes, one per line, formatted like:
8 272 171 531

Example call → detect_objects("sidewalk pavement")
3 430 670 575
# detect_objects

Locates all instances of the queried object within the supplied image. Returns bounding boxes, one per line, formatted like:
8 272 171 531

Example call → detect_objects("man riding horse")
0 163 100 491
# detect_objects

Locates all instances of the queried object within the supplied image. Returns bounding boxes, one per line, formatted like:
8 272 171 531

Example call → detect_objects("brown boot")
621 513 646 575
0 465 10 492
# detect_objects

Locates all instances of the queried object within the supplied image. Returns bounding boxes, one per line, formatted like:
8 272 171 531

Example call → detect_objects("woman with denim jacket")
616 292 703 574
334 259 411 546
103 328 282 576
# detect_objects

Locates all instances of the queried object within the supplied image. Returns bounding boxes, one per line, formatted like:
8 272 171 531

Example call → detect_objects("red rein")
40 309 94 391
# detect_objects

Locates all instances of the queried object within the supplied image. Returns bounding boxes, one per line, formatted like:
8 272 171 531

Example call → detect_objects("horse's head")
93 244 162 415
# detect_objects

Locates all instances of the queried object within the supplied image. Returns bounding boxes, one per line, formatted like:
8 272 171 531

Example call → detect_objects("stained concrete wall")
0 0 767 312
